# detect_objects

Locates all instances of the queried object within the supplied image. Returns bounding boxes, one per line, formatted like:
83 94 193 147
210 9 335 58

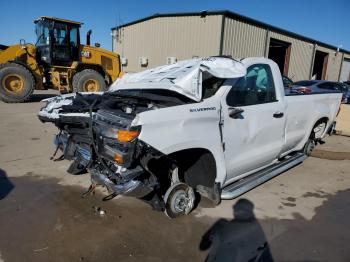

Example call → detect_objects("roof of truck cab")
34 16 83 26
109 56 247 101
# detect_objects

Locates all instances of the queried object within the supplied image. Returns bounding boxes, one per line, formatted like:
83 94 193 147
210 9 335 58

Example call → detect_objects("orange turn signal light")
114 153 124 164
117 130 140 142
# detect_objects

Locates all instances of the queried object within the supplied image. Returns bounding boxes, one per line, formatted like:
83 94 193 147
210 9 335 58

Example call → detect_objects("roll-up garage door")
340 58 350 81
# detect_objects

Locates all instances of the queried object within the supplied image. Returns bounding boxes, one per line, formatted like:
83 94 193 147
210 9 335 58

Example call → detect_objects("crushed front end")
38 92 180 211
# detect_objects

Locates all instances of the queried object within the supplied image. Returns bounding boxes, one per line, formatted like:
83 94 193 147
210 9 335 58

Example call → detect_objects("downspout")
218 14 226 56
309 43 317 79
264 28 270 58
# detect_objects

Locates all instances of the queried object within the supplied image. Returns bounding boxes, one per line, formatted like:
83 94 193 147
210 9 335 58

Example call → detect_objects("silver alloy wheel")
313 122 326 139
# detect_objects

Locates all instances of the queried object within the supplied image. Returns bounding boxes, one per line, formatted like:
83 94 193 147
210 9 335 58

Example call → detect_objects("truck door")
221 63 286 183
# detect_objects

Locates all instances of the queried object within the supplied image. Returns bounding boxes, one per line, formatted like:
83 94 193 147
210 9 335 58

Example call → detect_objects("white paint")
38 94 76 119
109 57 247 101
38 57 342 189
38 92 102 119
133 57 342 185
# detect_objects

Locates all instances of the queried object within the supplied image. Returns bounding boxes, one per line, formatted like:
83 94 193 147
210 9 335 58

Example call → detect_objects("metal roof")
34 16 83 26
111 10 350 55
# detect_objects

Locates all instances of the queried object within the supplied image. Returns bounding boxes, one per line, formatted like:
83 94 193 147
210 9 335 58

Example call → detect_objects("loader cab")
34 17 81 66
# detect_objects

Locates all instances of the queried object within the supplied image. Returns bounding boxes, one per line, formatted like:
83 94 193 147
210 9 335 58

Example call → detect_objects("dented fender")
131 97 228 185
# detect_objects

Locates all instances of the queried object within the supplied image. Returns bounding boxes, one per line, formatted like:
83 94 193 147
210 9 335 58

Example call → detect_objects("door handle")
273 112 284 118
228 107 244 119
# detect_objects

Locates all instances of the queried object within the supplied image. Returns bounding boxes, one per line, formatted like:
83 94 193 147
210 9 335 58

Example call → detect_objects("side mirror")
95 43 100 48
228 107 244 119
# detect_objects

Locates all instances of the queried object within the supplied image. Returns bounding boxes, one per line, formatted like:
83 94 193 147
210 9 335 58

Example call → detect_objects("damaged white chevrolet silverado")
38 57 342 218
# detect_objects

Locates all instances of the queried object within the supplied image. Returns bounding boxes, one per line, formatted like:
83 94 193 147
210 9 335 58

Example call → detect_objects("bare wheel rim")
305 139 316 155
164 183 195 217
171 190 189 213
2 74 24 94
83 79 100 92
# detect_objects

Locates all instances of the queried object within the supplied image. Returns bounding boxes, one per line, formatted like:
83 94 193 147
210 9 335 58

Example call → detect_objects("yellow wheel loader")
0 17 122 103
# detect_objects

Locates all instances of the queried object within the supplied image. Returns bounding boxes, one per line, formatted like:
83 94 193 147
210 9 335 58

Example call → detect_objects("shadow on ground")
0 176 349 262
200 199 273 262
0 169 14 200
27 93 59 103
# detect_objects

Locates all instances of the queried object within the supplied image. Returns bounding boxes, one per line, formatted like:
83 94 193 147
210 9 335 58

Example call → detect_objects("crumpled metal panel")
109 57 247 101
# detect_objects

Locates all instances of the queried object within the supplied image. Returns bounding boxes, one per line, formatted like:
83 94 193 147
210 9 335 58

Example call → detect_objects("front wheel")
164 182 195 218
72 69 107 92
0 63 35 103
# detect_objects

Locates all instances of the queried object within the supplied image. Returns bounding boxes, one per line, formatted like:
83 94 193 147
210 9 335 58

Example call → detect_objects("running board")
221 153 307 200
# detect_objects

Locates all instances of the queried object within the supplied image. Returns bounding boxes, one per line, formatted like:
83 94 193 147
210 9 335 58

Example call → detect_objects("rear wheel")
0 63 35 103
303 120 327 156
72 69 106 92
303 138 316 156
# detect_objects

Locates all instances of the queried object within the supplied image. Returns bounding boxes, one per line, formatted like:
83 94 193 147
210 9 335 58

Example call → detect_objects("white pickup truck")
38 57 342 218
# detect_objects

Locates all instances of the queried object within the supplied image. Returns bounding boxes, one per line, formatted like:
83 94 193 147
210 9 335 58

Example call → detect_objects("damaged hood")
109 57 247 102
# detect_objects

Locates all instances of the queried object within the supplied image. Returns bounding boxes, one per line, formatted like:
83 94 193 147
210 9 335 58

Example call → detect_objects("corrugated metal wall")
268 31 314 81
316 45 343 81
113 15 222 72
221 17 314 81
222 18 266 58
113 14 348 80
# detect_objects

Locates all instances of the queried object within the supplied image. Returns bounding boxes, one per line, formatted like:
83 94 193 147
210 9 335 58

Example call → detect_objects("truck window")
202 76 225 99
226 64 277 107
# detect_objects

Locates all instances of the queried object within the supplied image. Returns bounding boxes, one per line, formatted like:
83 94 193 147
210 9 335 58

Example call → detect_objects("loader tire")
0 63 35 103
72 69 106 93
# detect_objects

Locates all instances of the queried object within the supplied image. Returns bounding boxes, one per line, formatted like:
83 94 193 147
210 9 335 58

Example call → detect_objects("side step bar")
221 153 307 200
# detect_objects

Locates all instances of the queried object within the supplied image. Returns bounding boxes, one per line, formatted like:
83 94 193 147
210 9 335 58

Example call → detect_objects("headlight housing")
117 129 140 142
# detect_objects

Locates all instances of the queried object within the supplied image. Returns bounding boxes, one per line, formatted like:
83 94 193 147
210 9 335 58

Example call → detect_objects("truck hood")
109 57 247 102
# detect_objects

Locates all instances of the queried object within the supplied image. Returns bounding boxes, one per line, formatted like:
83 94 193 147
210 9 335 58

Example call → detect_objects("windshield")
35 21 50 46
52 23 69 46
202 76 226 99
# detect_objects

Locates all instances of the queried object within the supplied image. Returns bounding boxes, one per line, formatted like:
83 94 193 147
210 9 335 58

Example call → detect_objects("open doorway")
268 38 291 75
312 50 329 80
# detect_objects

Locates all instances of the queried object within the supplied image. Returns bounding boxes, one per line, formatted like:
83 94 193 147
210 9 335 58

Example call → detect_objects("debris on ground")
93 206 106 216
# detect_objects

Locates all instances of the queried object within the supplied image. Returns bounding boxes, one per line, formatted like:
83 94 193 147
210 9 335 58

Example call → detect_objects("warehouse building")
111 10 350 82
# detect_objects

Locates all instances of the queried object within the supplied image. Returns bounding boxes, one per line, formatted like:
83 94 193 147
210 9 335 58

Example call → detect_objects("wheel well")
169 148 217 190
311 117 329 139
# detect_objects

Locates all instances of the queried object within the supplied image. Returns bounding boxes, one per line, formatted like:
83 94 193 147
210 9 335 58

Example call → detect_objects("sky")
0 0 349 51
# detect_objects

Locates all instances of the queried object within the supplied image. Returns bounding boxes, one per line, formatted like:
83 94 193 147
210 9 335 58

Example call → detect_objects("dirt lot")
336 104 350 136
0 91 350 262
